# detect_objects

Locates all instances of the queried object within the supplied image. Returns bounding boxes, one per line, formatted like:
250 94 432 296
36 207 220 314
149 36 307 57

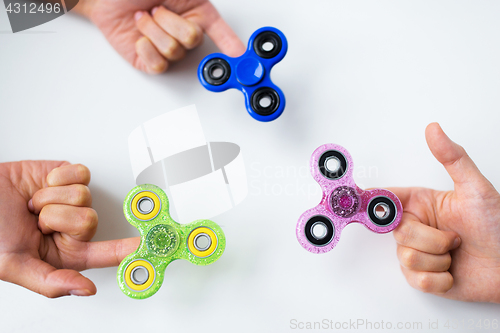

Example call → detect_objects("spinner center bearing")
330 186 359 218
146 224 180 257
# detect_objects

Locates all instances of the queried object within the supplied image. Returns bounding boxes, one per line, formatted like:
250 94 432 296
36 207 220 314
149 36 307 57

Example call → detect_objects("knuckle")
31 189 45 207
150 60 168 73
75 164 91 184
393 222 412 245
458 145 467 158
401 248 418 268
161 40 181 58
416 273 433 292
181 25 201 48
136 36 149 48
38 206 53 231
38 206 50 221
72 185 91 206
442 253 452 271
434 237 451 254
443 274 454 292
81 208 98 230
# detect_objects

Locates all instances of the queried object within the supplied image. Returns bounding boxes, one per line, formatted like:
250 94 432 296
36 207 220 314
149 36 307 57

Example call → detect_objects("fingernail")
453 236 461 249
69 289 92 296
28 199 34 212
134 11 144 21
151 6 159 16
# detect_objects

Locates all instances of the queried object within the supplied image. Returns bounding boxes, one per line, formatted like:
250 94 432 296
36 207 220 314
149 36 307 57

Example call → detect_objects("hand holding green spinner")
117 184 226 299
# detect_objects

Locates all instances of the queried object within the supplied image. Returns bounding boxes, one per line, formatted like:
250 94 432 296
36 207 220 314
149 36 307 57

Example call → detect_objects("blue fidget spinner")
198 27 288 122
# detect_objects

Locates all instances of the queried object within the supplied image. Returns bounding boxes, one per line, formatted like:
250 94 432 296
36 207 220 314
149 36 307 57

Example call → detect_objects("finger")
400 266 454 294
135 11 186 61
46 164 91 187
397 245 452 272
152 6 203 50
425 123 491 189
0 254 96 298
135 36 169 74
384 187 413 208
38 205 98 242
183 2 245 57
84 237 141 268
31 184 92 214
393 213 461 254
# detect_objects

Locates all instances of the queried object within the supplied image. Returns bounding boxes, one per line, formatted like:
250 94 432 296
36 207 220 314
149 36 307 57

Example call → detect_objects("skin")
389 123 500 303
0 162 138 298
74 0 246 73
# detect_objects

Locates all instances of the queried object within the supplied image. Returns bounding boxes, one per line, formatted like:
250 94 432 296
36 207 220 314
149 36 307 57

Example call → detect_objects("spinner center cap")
236 57 264 86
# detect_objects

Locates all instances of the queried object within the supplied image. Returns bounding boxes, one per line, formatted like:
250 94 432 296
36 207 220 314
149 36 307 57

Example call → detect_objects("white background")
1 1 500 332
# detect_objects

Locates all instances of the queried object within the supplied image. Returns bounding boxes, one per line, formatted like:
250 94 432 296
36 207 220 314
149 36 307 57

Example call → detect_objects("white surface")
128 126 152 179
225 152 248 205
169 168 232 221
1 1 500 332
143 105 205 162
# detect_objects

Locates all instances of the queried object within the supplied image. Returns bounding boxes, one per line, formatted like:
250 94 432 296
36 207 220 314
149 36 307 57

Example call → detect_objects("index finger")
393 213 461 255
385 187 413 208
84 237 141 269
183 1 245 57
47 164 91 187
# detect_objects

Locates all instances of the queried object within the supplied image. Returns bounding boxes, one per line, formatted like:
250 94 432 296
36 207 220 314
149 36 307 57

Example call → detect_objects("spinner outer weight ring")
304 215 335 247
130 191 161 221
367 196 398 227
124 259 156 292
203 58 231 86
253 30 283 58
318 150 349 180
250 87 280 116
188 227 218 258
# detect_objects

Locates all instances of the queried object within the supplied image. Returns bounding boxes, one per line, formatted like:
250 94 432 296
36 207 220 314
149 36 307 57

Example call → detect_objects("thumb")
183 2 245 57
4 255 96 298
425 122 491 189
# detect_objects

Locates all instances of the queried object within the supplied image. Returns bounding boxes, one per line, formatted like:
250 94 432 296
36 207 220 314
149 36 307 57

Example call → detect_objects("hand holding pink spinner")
296 144 402 253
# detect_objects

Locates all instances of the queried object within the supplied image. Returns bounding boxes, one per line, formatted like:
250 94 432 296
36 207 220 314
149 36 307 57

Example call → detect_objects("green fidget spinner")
117 184 226 299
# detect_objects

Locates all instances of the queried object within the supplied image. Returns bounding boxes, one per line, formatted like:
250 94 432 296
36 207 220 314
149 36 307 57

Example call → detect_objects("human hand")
389 123 500 303
0 161 139 298
80 0 245 74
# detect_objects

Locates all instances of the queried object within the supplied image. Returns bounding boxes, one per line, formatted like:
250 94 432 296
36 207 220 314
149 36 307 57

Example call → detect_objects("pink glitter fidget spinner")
296 144 403 253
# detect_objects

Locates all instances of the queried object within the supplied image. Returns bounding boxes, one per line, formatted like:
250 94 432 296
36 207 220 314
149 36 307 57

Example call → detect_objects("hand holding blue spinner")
198 27 288 122
117 184 226 299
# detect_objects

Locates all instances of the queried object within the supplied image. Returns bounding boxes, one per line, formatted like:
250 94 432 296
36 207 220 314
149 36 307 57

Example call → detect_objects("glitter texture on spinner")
296 144 403 254
117 184 226 299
